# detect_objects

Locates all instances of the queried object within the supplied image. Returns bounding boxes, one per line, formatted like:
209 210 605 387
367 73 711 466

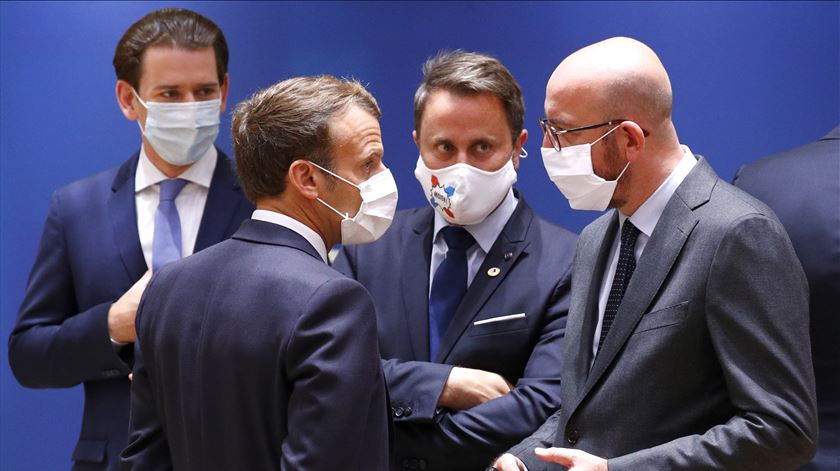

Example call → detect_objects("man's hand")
438 366 514 410
107 270 152 343
491 453 527 471
535 447 608 471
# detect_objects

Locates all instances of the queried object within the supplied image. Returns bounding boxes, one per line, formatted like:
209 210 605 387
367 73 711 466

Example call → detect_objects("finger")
534 447 575 465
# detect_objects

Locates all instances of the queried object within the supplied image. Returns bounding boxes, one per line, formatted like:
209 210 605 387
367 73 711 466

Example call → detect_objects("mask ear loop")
591 124 622 147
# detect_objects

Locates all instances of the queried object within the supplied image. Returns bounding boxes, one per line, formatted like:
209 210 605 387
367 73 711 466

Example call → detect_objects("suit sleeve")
507 409 563 471
332 245 454 422
608 214 818 470
120 274 172 470
281 277 388 471
398 268 570 469
8 191 131 388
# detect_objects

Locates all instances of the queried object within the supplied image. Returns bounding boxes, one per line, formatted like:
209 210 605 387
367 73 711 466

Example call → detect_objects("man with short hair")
493 37 817 471
9 8 253 470
121 75 395 470
334 51 577 470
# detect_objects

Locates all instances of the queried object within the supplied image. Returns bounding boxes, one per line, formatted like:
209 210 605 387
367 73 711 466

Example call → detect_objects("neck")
616 144 683 216
257 195 336 248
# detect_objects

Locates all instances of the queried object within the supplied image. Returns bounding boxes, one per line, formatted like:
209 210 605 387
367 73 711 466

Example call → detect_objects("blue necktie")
428 226 476 361
152 179 188 272
598 220 640 353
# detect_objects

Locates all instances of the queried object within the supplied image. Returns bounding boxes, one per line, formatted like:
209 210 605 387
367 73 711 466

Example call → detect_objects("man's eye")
437 143 453 153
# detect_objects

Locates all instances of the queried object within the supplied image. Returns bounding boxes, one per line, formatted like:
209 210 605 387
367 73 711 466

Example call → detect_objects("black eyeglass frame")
539 118 648 151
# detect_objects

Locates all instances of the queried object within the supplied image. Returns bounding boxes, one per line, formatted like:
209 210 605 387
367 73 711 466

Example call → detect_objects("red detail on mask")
444 208 454 218
431 175 439 187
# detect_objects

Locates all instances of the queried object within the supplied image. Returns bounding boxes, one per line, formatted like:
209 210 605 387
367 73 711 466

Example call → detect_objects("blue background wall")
1 1 838 469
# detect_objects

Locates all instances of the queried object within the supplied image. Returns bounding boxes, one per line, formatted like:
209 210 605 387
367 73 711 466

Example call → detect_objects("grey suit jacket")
509 157 818 470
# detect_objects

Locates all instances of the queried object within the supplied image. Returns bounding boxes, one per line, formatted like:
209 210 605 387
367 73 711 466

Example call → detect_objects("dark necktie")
598 220 640 353
152 178 188 272
428 226 476 361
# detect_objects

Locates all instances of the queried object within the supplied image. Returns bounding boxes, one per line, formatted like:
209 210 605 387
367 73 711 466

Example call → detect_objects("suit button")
401 459 411 469
567 429 580 445
404 406 413 417
394 406 405 418
418 459 427 469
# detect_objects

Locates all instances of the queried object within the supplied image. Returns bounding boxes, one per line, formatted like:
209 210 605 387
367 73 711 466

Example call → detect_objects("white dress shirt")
429 188 518 293
591 146 698 361
135 145 216 270
251 209 328 263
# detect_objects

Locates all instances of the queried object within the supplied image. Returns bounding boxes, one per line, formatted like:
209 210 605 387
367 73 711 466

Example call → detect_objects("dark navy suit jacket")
8 150 253 470
120 219 391 471
734 125 840 471
334 193 577 471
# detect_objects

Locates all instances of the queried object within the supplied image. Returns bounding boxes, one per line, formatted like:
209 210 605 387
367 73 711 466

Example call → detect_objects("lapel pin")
503 252 513 261
487 267 501 277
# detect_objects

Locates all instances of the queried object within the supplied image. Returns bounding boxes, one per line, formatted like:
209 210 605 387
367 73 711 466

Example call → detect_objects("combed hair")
231 75 381 203
413 50 524 144
113 8 228 89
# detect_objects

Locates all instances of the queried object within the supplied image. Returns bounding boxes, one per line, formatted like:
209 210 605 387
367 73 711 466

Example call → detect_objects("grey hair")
413 50 525 144
231 75 381 203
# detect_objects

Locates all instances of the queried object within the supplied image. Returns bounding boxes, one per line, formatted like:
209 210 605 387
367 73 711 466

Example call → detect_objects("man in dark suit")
121 75 394 470
493 37 817 471
8 9 253 470
733 125 840 471
334 51 577 470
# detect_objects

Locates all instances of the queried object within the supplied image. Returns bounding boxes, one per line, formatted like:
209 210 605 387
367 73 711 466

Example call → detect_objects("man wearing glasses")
492 36 817 471
334 50 577 470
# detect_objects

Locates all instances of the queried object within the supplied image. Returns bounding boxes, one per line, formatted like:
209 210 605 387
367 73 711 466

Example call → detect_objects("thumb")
534 447 574 465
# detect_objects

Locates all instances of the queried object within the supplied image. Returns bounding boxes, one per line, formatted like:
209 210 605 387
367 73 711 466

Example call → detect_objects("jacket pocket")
469 313 528 336
72 439 107 463
634 301 689 334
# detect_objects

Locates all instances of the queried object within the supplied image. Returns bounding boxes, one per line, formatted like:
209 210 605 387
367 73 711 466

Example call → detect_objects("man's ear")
512 128 528 171
116 80 139 121
287 159 321 200
621 121 646 163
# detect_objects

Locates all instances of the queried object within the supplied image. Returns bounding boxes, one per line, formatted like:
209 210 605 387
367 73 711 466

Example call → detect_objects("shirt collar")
251 209 329 263
135 144 217 193
619 145 698 236
432 187 518 253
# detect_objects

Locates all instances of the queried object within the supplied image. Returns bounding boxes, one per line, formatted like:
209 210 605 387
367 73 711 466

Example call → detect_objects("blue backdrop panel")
1 1 838 469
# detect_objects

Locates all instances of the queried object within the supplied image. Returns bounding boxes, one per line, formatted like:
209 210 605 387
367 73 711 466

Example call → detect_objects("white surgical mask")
541 125 628 211
313 163 399 245
414 154 518 226
133 89 221 166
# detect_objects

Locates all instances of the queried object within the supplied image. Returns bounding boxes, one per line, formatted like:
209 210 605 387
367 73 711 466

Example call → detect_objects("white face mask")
133 90 221 166
541 125 628 211
414 154 518 226
312 163 399 245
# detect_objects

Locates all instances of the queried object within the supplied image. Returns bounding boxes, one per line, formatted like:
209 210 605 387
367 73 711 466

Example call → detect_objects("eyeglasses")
538 118 626 151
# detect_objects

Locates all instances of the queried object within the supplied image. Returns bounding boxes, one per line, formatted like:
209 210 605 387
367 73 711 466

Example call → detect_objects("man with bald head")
492 37 817 471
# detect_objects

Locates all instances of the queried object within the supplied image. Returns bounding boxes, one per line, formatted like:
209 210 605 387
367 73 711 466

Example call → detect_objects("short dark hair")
414 50 525 145
113 8 228 89
231 75 382 203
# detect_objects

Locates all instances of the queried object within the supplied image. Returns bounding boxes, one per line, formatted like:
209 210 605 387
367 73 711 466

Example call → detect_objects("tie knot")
441 226 475 252
620 220 641 246
159 179 188 201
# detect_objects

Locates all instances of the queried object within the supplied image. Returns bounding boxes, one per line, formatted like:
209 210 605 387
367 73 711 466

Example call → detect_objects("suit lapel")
564 212 618 400
108 154 147 282
195 150 245 251
400 209 434 361
435 198 533 363
578 157 716 403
